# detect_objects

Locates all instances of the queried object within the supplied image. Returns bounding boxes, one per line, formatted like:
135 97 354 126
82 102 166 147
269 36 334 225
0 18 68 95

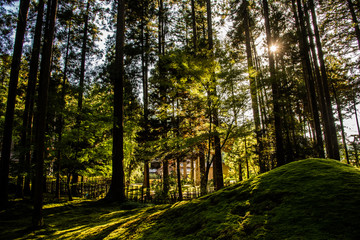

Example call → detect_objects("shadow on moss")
1 159 360 240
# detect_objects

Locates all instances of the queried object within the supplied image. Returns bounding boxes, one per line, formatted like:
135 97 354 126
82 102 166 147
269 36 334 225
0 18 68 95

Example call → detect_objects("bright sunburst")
270 45 278 52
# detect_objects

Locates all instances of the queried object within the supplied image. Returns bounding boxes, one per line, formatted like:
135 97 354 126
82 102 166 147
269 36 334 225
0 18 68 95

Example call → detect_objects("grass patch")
1 159 360 239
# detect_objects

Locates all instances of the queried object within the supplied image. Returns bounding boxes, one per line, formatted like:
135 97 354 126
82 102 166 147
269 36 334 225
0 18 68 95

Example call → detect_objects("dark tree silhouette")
0 0 30 207
207 0 224 190
106 0 126 202
17 0 45 198
262 0 285 166
32 0 58 227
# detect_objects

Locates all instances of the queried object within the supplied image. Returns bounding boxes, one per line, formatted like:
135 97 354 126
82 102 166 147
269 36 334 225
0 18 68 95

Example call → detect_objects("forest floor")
1 158 360 239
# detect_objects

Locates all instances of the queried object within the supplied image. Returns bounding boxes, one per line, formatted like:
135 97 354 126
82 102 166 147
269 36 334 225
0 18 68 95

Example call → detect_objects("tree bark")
32 0 58 227
78 0 90 113
353 137 359 166
244 136 250 179
141 2 150 193
56 23 71 200
308 0 340 160
190 158 194 185
157 0 170 196
176 158 182 201
17 0 45 198
158 0 163 56
199 144 207 195
71 0 91 197
191 0 197 53
332 84 350 164
66 173 73 201
303 2 331 156
238 161 243 181
0 0 30 207
106 0 126 202
243 1 265 173
162 158 169 196
347 0 360 50
352 93 360 137
207 0 223 190
262 0 285 166
292 0 324 158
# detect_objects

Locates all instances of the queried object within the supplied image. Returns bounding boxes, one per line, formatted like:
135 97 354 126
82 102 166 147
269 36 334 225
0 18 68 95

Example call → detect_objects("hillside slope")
133 159 360 239
2 159 360 240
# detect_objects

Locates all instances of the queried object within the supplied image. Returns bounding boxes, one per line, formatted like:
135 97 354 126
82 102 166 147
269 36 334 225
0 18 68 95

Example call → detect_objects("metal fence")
125 184 215 204
46 179 111 199
45 179 216 203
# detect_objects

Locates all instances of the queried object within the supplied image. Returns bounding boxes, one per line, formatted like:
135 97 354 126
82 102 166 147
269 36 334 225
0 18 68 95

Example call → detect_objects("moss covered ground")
1 158 360 239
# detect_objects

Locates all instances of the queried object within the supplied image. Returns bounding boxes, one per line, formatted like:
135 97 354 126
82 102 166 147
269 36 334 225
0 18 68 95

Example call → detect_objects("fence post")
94 180 97 198
131 185 134 200
80 177 83 196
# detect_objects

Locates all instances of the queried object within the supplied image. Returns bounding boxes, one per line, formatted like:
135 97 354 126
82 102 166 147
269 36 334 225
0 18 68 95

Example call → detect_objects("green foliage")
147 44 251 182
2 0 359 216
0 54 11 134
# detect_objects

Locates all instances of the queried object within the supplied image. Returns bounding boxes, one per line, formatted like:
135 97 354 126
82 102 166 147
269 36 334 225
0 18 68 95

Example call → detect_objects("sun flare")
270 45 278 52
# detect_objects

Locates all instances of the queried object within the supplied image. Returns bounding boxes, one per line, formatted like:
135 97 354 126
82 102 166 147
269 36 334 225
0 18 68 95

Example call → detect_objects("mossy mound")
1 159 360 239
137 159 360 239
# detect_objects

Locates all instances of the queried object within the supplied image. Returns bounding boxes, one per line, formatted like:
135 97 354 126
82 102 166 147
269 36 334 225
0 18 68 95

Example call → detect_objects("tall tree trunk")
106 0 126 202
243 1 265 173
292 0 324 158
32 0 58 227
143 160 150 197
163 158 169 196
174 99 183 200
190 158 194 185
176 158 182 201
279 56 295 163
17 0 45 198
55 135 61 200
191 0 202 190
199 144 207 195
238 160 243 181
347 0 360 50
332 84 350 164
141 2 150 194
71 0 91 197
78 0 90 114
158 0 169 196
191 0 197 53
353 137 359 166
303 3 331 157
158 0 163 56
308 0 340 160
0 0 30 207
182 161 187 178
252 37 269 132
207 0 223 190
353 93 360 137
262 0 285 167
244 136 250 179
56 24 71 200
66 173 73 201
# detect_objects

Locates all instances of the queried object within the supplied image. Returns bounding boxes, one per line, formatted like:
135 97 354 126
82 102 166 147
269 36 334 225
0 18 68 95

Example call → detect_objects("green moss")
1 159 360 239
